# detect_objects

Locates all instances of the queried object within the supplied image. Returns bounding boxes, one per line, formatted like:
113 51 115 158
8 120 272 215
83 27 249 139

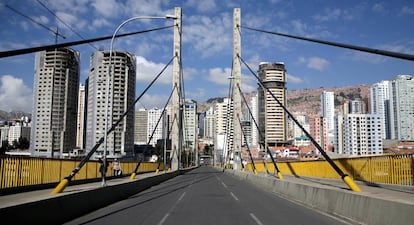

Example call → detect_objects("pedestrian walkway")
0 171 159 209
253 172 414 205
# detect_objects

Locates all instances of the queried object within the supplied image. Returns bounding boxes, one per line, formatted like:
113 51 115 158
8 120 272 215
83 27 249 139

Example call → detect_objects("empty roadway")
65 166 350 225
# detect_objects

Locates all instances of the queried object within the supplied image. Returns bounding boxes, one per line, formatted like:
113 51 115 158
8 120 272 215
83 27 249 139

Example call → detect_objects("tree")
18 137 30 149
0 140 9 155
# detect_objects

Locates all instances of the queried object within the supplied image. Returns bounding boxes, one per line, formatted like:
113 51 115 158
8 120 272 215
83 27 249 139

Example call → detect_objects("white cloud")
401 6 414 15
187 88 206 100
186 0 217 13
91 0 121 18
287 73 303 84
56 11 87 31
136 56 172 84
138 93 169 109
207 67 232 85
0 75 32 112
298 56 329 71
184 13 232 58
372 3 385 13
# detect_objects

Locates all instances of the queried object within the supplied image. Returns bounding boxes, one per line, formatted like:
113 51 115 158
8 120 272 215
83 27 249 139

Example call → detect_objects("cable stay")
236 84 283 179
241 25 414 62
235 113 257 174
52 55 175 194
238 55 361 192
0 25 174 58
131 86 176 179
222 60 235 169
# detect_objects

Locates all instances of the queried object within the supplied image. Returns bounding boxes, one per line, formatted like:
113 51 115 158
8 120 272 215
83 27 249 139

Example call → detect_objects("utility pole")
232 8 242 170
171 7 182 171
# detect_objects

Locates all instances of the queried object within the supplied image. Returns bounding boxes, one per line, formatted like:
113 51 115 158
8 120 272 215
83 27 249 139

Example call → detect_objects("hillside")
199 84 371 115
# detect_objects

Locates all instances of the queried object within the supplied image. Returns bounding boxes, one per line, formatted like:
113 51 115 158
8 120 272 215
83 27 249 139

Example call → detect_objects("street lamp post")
102 15 177 187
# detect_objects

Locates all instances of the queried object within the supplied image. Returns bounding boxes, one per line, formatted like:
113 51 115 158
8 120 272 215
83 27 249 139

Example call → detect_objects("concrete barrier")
225 169 414 225
0 170 191 224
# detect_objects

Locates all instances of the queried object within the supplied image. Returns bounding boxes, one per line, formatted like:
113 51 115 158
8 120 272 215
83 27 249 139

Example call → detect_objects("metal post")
232 8 242 170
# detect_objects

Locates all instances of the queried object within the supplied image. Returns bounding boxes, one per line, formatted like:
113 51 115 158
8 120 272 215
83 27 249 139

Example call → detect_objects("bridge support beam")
171 7 182 171
232 8 242 170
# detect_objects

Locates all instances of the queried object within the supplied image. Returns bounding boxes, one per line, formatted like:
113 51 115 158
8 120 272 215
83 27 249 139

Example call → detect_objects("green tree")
18 137 30 149
0 140 9 155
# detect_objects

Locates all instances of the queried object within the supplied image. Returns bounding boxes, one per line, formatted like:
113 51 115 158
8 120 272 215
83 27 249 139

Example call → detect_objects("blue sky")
0 0 413 113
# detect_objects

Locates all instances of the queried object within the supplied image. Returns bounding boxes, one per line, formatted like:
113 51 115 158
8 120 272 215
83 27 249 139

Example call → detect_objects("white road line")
157 213 170 225
250 213 264 225
221 182 228 188
230 192 239 201
157 192 186 225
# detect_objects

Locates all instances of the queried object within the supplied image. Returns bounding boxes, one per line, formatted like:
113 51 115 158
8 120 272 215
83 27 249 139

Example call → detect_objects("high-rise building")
203 106 215 139
309 115 328 154
388 75 414 141
250 93 258 147
349 99 366 114
134 108 148 145
31 48 80 157
343 114 383 155
334 115 344 154
214 98 233 159
85 50 136 159
370 80 390 139
257 62 287 146
321 91 335 144
76 84 86 149
147 108 164 146
183 99 198 151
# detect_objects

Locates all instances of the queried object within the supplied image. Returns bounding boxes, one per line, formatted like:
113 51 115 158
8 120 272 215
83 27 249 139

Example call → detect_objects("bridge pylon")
171 7 182 171
231 8 242 170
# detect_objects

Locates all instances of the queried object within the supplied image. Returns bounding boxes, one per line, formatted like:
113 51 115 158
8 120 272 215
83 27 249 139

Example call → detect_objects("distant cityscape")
0 47 413 160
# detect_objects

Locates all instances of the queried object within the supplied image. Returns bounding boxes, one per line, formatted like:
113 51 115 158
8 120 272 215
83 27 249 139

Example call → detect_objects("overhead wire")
241 25 414 62
4 3 66 41
35 0 98 50
0 25 174 58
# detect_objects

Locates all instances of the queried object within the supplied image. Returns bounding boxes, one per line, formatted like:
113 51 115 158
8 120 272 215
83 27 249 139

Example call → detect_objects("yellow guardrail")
245 154 414 186
0 156 163 190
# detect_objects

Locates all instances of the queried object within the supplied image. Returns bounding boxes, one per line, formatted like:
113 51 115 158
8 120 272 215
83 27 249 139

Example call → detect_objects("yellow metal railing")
0 156 163 189
245 154 413 186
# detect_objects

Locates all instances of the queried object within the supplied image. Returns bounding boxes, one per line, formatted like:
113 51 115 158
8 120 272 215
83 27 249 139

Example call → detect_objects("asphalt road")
65 166 350 225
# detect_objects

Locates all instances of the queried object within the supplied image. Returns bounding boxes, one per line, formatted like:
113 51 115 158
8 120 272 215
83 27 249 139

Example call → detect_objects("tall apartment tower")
76 84 86 149
343 114 383 155
309 115 328 154
147 108 164 146
257 62 287 147
250 93 258 147
183 99 198 151
134 108 148 145
203 106 215 139
389 75 414 140
31 48 80 157
85 51 136 159
370 80 390 139
321 91 335 144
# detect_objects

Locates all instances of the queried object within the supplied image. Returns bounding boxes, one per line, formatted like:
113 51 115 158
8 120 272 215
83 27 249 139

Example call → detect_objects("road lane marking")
230 192 239 201
157 192 186 225
221 182 228 188
250 213 264 225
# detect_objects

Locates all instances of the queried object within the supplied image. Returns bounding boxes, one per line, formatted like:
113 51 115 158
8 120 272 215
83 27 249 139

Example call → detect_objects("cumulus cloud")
298 56 329 71
207 67 232 85
186 0 217 13
138 93 169 109
286 73 303 84
401 6 414 15
0 75 32 112
136 56 172 84
184 13 232 58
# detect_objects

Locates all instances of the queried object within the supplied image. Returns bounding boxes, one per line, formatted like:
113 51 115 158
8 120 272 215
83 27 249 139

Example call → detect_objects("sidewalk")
272 174 414 205
0 172 159 209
